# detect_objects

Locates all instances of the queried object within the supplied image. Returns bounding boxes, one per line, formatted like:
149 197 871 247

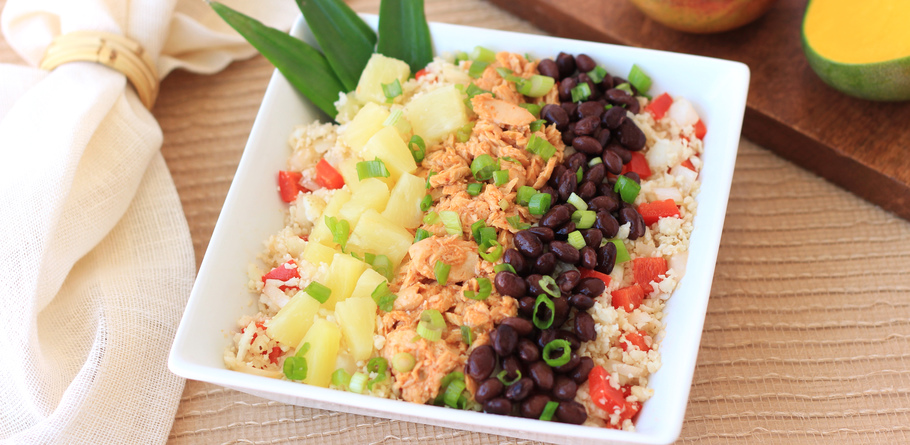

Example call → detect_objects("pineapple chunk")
310 189 351 247
299 319 341 388
405 85 469 144
266 290 319 347
338 156 364 193
334 296 378 361
322 253 367 310
342 102 390 154
356 53 410 104
348 209 413 267
384 106 413 142
382 172 426 229
362 126 417 182
302 242 336 267
350 268 387 301
338 178 390 228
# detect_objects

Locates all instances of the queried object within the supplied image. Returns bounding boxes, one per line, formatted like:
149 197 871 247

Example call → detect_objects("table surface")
3 0 910 444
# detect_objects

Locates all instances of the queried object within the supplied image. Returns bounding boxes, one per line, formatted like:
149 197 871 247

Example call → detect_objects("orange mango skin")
628 0 778 34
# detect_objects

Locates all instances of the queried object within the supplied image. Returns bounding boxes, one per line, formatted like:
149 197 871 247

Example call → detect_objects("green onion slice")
382 78 403 102
420 194 433 211
454 50 469 65
434 261 451 285
408 135 426 163
588 157 603 167
540 401 559 421
304 281 332 304
614 175 641 203
391 352 416 372
466 183 482 196
478 227 497 245
532 294 555 329
371 254 395 281
499 199 509 211
471 46 497 63
528 193 552 216
493 169 510 186
417 309 445 341
517 186 536 206
348 371 368 393
496 369 522 386
439 210 462 235
331 368 351 389
383 108 403 127
494 263 516 274
529 119 546 132
604 104 614 110
516 75 555 97
571 82 592 102
464 277 492 300
526 135 556 160
576 166 583 184
460 325 473 346
366 357 388 389
425 171 437 189
456 122 475 142
567 230 586 250
519 103 542 116
468 60 489 78
470 154 499 181
542 339 572 367
283 356 307 380
470 220 486 244
628 64 652 94
608 239 631 264
414 228 431 243
615 82 633 95
356 159 391 180
587 66 608 83
439 371 464 390
478 240 504 262
538 275 560 299
465 83 493 99
371 281 397 312
567 192 588 211
507 215 530 230
444 379 467 408
574 211 596 230
324 216 350 251
423 211 440 225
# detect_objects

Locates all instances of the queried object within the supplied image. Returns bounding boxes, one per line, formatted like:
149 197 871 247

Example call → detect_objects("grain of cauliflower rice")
224 49 704 430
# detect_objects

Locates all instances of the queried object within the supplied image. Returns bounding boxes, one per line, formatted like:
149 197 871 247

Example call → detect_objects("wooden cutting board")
489 0 910 220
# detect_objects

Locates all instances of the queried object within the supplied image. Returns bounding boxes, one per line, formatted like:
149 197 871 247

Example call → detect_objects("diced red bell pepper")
620 330 650 352
632 257 668 294
611 284 644 312
637 199 681 226
620 400 641 423
694 119 707 139
278 170 305 203
589 365 626 414
267 346 283 365
262 260 300 291
315 158 345 190
681 158 696 171
644 92 673 120
620 151 652 179
578 267 612 287
415 68 429 80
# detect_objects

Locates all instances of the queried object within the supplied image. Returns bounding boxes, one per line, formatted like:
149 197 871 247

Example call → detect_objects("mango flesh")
627 0 778 34
804 0 910 64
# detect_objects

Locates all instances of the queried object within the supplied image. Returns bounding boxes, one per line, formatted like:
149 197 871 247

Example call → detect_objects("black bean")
556 270 581 293
557 169 577 202
595 211 620 238
548 165 566 188
602 105 627 129
550 241 580 264
561 127 576 146
517 338 540 363
502 355 524 381
493 324 518 357
588 195 619 213
581 229 603 249
579 247 598 270
537 328 558 349
501 317 534 336
618 118 646 151
495 271 528 299
606 142 632 164
565 152 587 173
581 163 606 185
557 77 576 102
505 377 535 401
552 296 571 328
556 52 576 78
514 230 543 258
475 378 504 403
575 54 596 73
596 242 617 274
555 329 581 350
537 58 560 79
600 73 614 91
484 398 513 415
520 394 551 419
560 101 578 119
576 101 604 120
556 401 587 424
576 74 599 100
605 88 634 106
618 207 646 240
553 375 579 401
569 293 595 310
528 226 555 243
554 222 576 240
575 277 606 297
526 274 544 296
518 296 536 317
576 180 597 201
532 252 557 275
503 249 527 276
553 352 580 373
595 127 611 147
624 171 641 184
541 104 569 131
539 186 559 205
574 311 597 342
570 357 595 384
574 116 599 136
529 361 555 391
465 345 496 381
601 150 623 175
613 76 629 89
572 135 603 156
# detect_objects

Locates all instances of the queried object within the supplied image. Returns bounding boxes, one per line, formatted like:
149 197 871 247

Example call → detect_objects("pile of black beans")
467 52 653 424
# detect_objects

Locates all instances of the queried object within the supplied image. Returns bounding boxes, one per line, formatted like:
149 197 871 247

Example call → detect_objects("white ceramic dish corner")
169 14 749 445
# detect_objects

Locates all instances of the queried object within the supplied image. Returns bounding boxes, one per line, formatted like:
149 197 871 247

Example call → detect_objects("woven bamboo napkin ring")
40 31 159 110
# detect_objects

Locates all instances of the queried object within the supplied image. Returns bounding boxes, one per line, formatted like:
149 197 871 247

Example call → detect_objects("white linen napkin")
0 0 296 442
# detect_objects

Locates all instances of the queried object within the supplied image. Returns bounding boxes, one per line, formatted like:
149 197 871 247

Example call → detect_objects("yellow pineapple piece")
342 102 389 154
348 209 413 267
266 290 319 347
338 178 390 228
355 53 410 104
405 85 469 144
322 253 366 310
301 242 336 267
310 189 351 247
382 172 426 229
334 296 378 361
362 126 418 182
349 268 387 301
299 319 341 388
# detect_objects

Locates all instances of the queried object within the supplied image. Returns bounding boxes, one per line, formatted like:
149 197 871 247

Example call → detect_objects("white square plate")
169 14 748 445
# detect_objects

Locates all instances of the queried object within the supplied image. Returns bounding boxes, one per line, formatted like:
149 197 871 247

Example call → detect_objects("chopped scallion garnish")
470 220 486 244
371 254 395 281
587 66 608 83
454 50 469 65
420 194 433 211
588 157 603 167
567 192 588 211
423 211 440 225
468 60 489 78
417 308 446 341
540 401 559 421
615 82 633 95
499 198 509 211
538 275 560 299
371 281 397 312
444 379 467 408
571 82 592 102
414 228 431 243
466 182 482 196
382 78 402 102
542 339 572 367
478 227 497 245
516 75 555 97
526 135 556 160
456 122 474 142
460 325 473 346
478 239 504 262
392 352 416 372
304 281 332 304
532 294 555 329
567 230 586 250
529 119 546 132
434 261 451 285
528 193 552 215
425 171 437 189
439 210 462 235
519 103 542 116
494 263 516 274
604 104 614 110
465 83 493 99
507 215 530 230
282 342 309 380
517 186 537 206
496 369 521 386
608 239 631 264
356 158 390 181
493 169 510 186
470 154 499 181
628 64 652 94
614 175 641 203
573 211 596 229
366 357 388 389
348 371 368 393
324 216 350 251
409 135 426 163
332 368 351 389
464 277 492 300
470 45 496 63
383 108 403 126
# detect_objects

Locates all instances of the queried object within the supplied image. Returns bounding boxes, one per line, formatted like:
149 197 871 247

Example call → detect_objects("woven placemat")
3 0 907 443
